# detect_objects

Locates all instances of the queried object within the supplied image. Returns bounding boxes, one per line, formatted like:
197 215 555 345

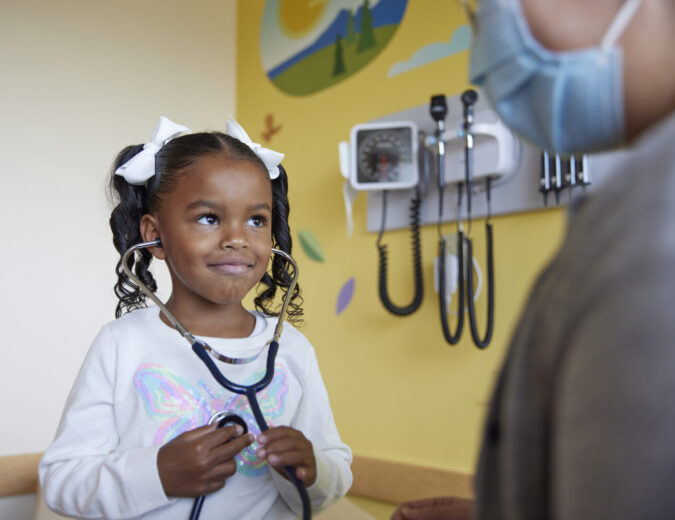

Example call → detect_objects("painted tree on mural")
262 0 408 96
333 33 345 76
357 0 377 52
345 9 356 44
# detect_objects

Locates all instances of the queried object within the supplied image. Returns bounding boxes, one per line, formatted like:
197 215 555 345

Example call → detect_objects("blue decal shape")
387 24 471 78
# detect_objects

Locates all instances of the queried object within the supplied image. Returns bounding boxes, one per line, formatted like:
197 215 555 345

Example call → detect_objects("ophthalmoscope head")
430 94 448 123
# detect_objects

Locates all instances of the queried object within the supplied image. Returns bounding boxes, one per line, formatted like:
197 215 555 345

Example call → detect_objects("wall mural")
336 277 355 315
262 3 470 316
260 113 282 143
260 0 408 96
297 229 325 262
387 24 471 77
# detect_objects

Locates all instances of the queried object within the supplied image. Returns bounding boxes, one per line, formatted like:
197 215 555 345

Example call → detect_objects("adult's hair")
108 132 303 322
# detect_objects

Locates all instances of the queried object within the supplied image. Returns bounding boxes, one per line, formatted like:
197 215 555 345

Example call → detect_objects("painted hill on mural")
267 0 408 96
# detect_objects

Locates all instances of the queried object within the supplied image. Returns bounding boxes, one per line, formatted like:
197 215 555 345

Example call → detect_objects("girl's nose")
220 225 248 250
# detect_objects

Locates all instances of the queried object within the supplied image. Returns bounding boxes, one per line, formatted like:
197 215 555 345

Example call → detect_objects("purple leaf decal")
336 277 355 315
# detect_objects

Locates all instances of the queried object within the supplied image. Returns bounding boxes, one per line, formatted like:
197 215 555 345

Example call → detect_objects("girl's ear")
140 214 166 260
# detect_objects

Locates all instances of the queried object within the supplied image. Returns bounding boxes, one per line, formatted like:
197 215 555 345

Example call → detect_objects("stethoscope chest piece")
209 411 249 434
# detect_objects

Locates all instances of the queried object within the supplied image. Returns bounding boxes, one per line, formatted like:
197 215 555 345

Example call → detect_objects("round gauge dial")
356 128 413 184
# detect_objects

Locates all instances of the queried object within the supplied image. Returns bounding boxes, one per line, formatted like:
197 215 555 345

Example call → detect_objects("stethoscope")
122 239 312 520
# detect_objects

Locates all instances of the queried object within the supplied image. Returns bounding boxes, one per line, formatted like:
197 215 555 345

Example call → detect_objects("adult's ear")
140 214 166 260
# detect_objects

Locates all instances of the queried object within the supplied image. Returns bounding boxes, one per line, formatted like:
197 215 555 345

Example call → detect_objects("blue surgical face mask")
468 0 643 154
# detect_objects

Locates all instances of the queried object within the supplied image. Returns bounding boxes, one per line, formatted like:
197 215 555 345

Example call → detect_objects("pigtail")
255 164 304 323
109 145 158 318
107 130 303 322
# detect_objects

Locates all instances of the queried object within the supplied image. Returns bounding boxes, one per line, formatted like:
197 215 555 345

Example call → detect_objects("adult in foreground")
393 0 675 518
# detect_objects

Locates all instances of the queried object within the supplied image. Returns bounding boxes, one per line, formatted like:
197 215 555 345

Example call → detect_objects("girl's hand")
391 497 473 520
157 424 254 497
256 426 317 486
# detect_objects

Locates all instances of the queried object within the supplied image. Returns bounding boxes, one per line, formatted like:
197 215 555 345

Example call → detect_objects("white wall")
0 0 237 458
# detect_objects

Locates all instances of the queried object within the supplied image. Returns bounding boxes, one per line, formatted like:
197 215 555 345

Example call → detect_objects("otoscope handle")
430 94 448 189
461 89 478 221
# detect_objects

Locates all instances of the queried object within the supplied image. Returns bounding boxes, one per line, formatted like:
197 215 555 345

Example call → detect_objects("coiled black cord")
376 189 424 316
465 177 495 349
438 232 465 344
437 181 465 344
466 223 494 349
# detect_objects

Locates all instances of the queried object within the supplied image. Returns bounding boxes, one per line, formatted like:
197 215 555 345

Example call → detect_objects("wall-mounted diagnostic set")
338 88 593 351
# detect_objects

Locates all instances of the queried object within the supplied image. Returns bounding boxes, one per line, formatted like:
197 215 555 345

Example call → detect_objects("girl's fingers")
207 459 239 482
265 449 308 467
212 432 255 461
178 423 220 441
257 436 306 457
257 426 299 444
255 426 316 485
203 424 247 448
272 458 316 487
257 427 309 456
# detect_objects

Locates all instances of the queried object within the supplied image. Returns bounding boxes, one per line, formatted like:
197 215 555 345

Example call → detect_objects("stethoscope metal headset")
122 239 312 520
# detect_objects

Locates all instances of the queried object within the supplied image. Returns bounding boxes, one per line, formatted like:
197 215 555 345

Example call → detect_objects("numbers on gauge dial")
357 129 412 183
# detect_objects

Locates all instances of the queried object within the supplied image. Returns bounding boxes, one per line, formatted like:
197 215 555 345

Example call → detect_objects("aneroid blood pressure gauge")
349 121 419 190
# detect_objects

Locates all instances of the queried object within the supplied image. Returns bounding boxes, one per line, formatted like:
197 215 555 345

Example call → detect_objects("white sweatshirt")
39 306 352 519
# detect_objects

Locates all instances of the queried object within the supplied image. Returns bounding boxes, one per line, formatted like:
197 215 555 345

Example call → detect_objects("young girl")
39 117 353 519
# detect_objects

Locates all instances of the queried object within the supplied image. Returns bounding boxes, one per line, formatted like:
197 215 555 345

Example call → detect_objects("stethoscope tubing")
192 339 310 517
122 240 311 520
188 412 249 520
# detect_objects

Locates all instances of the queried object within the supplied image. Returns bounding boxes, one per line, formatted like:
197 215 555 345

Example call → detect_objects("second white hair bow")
226 117 284 180
115 116 191 185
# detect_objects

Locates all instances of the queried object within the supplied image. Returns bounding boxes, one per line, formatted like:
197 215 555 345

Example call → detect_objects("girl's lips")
210 262 252 275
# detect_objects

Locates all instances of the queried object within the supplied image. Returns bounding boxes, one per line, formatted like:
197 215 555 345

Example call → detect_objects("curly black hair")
109 130 303 323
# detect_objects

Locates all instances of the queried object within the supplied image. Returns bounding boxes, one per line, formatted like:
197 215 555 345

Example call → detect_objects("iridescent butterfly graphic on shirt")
133 362 289 477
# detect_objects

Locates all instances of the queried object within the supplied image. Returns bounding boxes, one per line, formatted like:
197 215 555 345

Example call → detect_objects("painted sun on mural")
260 0 408 96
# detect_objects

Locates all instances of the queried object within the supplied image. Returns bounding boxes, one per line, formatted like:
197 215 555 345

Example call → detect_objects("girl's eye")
197 214 219 225
249 215 268 228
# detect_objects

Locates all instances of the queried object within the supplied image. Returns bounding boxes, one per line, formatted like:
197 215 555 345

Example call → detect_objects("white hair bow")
115 116 191 185
116 116 284 185
226 117 284 180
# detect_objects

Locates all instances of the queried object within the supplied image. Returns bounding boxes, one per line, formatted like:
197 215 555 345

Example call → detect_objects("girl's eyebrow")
186 200 272 211
249 202 273 212
186 200 222 210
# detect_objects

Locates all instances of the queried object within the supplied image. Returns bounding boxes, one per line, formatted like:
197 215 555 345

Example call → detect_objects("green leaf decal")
298 229 324 263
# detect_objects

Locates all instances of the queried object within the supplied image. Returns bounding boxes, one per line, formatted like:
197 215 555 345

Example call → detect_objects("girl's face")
143 154 273 311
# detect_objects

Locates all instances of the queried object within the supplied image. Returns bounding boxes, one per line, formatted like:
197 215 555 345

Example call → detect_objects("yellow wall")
237 0 565 479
